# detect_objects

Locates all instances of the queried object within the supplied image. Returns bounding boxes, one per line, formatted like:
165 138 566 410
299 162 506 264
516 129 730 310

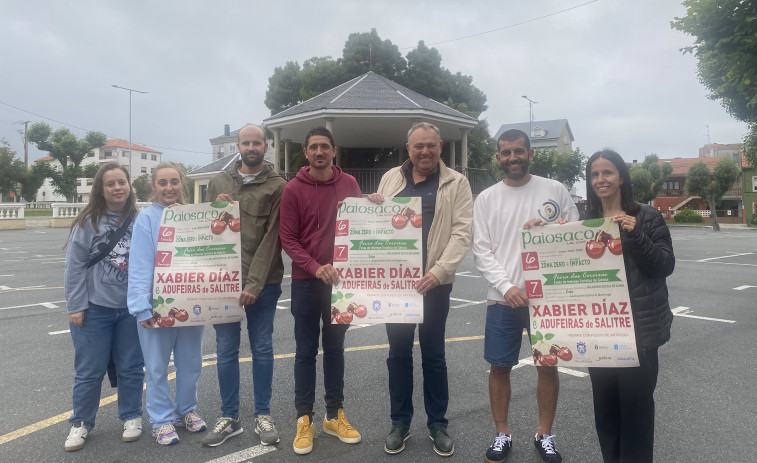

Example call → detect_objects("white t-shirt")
240 169 261 183
472 175 579 301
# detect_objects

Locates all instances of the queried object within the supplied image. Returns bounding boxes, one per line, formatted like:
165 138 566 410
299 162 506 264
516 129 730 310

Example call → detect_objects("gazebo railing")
285 167 497 195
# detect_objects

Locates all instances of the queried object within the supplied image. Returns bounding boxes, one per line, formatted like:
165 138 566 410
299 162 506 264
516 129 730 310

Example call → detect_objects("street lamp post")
111 85 147 179
521 95 538 138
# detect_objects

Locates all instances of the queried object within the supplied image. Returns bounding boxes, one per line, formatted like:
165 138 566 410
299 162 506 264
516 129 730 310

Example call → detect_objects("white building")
34 139 162 202
494 119 575 154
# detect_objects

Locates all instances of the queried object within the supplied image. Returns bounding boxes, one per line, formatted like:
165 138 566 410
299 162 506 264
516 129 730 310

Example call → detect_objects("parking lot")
0 226 755 462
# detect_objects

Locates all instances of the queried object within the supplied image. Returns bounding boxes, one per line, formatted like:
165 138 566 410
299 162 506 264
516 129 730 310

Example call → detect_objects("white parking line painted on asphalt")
0 285 47 292
733 285 757 291
510 357 588 377
48 330 70 335
40 302 59 309
696 252 754 262
0 300 67 311
204 445 276 462
450 297 485 309
0 274 14 277
671 306 735 323
455 271 481 278
276 298 291 310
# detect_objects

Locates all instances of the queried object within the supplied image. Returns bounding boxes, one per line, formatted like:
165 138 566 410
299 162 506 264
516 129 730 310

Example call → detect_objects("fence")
0 203 25 219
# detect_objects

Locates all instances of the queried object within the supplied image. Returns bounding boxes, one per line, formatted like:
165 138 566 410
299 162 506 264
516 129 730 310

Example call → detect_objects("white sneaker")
123 417 142 442
64 422 88 451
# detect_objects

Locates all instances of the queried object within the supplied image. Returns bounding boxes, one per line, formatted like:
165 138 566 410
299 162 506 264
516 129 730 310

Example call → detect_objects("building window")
531 127 546 138
229 145 237 154
104 150 112 159
151 154 157 161
752 176 757 192
664 181 680 190
122 151 128 157
141 167 147 174
87 151 94 157
141 153 147 160
151 168 155 174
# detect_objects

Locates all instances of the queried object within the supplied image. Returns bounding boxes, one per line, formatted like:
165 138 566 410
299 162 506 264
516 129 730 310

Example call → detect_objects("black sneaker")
534 433 562 463
428 424 454 457
384 424 410 454
485 433 512 462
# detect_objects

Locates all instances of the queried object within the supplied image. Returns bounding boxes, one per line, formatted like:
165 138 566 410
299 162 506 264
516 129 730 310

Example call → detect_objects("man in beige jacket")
367 121 472 457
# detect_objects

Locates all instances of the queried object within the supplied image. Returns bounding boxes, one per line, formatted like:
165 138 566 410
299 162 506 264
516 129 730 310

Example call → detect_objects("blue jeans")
214 283 281 417
69 304 144 430
386 283 452 428
137 323 204 428
291 278 349 420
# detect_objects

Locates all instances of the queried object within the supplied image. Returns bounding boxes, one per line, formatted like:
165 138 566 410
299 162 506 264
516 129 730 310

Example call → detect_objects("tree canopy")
685 158 740 231
528 147 586 190
672 0 757 166
0 139 26 198
25 122 106 201
264 29 494 168
629 154 673 203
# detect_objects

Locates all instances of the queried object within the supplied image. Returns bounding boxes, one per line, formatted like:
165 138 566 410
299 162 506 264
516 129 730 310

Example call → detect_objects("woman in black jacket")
585 149 675 463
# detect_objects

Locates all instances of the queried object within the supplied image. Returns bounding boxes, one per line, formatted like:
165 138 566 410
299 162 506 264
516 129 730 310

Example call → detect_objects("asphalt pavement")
0 226 755 462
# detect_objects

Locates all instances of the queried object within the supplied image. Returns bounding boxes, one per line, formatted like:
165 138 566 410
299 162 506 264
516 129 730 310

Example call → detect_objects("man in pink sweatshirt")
279 126 362 455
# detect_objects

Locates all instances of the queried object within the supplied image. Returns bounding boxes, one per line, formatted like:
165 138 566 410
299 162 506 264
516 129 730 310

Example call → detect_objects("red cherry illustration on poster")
585 240 605 259
391 214 408 229
608 238 622 256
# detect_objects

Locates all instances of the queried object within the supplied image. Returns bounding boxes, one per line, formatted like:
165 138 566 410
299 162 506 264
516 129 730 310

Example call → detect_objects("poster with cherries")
521 218 639 367
330 197 424 324
151 201 244 327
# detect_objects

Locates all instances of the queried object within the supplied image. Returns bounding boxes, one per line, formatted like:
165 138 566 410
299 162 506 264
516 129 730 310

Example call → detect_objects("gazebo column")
325 118 339 166
284 140 291 177
273 128 281 173
449 140 456 168
461 128 469 169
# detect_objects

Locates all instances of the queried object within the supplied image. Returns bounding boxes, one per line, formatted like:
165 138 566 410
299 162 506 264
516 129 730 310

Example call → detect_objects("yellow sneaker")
293 415 315 455
323 408 361 444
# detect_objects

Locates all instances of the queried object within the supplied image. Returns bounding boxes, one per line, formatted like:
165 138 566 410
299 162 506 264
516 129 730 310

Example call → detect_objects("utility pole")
111 85 148 179
521 95 538 137
23 121 29 166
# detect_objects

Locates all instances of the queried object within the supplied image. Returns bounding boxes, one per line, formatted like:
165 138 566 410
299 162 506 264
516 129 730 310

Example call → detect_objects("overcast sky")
0 0 748 194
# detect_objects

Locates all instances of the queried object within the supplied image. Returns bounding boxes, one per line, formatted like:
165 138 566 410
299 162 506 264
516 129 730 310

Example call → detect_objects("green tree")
528 147 587 190
265 61 303 114
83 163 100 179
264 31 493 168
685 159 740 231
19 163 47 202
25 122 107 201
672 1 757 166
0 138 27 199
628 154 673 203
132 174 152 201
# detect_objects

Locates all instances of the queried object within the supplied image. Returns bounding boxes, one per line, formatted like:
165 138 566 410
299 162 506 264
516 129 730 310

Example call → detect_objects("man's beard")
501 158 529 180
241 152 263 168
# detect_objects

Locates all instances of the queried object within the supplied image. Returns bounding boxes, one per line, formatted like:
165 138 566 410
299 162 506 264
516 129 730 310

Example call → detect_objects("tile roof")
187 153 241 176
659 157 729 175
105 139 161 153
266 71 476 121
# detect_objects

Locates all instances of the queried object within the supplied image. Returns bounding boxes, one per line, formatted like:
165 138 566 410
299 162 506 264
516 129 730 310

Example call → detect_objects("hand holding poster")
151 201 244 327
521 218 639 367
331 197 424 324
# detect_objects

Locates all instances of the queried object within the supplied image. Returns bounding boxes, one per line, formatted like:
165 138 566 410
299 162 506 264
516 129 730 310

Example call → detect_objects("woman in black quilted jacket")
585 149 675 463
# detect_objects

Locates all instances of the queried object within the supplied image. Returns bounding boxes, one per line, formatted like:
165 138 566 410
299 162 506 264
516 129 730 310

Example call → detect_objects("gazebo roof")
264 71 477 148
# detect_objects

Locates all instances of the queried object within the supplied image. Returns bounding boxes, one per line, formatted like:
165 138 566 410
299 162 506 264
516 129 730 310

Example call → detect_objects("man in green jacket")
201 124 287 448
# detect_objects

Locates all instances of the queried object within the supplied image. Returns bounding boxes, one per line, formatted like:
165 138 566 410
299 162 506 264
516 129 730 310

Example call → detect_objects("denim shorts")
484 304 531 367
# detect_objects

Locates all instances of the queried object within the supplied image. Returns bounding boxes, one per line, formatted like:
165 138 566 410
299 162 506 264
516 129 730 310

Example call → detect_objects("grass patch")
24 210 53 217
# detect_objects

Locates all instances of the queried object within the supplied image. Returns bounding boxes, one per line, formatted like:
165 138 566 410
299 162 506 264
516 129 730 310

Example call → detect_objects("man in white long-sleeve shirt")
472 129 578 463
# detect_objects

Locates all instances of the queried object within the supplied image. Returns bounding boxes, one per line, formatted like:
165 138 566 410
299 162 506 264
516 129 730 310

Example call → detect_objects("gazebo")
263 71 478 174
